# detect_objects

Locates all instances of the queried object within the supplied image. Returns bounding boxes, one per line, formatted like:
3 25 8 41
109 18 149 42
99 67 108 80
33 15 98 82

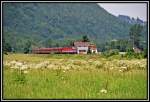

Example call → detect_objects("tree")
87 47 91 54
45 38 52 47
55 43 59 47
24 41 31 54
129 24 143 49
3 39 12 54
82 35 90 42
69 40 74 46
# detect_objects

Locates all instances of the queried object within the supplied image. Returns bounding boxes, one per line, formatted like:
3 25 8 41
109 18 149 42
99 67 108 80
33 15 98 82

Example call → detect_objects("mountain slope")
3 3 135 51
118 15 145 25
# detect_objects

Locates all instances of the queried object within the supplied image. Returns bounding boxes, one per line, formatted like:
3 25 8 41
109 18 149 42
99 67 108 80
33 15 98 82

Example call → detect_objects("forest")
3 3 147 53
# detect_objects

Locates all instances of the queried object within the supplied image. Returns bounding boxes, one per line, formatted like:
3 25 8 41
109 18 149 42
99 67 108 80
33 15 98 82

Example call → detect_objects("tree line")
3 24 147 56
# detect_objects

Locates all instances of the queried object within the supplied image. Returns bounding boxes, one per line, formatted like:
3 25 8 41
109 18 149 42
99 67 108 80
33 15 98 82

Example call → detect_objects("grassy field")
3 54 147 99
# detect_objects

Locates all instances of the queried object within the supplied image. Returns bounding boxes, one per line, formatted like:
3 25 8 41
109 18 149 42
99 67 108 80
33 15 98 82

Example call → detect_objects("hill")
3 3 146 52
118 15 145 25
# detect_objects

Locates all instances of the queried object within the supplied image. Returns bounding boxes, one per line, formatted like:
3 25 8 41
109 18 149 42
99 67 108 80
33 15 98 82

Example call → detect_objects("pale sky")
98 3 147 21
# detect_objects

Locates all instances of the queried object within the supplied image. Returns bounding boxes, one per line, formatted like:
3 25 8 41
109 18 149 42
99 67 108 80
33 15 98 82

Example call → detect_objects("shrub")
102 49 119 57
125 49 134 59
125 49 145 59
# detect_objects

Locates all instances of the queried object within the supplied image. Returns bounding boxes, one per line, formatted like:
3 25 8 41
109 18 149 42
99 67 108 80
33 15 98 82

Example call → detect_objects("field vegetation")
3 54 147 99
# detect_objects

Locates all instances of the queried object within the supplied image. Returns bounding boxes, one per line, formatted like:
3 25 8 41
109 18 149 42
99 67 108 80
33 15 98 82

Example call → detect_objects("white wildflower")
10 60 17 64
20 65 28 70
5 61 11 66
61 65 70 70
119 69 123 72
121 66 127 70
110 67 114 70
100 88 107 93
35 63 44 69
28 63 35 69
23 70 28 74
15 62 23 67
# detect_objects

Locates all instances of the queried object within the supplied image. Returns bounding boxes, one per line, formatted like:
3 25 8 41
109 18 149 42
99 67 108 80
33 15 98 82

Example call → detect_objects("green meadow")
3 54 147 99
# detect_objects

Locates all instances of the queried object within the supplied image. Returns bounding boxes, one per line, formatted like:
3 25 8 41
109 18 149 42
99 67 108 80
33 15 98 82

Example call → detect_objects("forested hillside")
3 3 146 52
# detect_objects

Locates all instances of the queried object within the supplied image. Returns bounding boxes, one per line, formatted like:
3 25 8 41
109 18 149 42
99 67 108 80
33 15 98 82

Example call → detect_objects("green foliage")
3 3 135 52
82 35 90 42
3 39 12 54
87 47 92 54
129 24 143 48
102 49 119 57
13 69 26 84
126 48 134 56
143 48 148 58
4 54 147 99
3 3 147 53
99 39 133 52
124 49 146 59
44 38 52 47
3 43 12 53
55 43 60 47
24 41 31 54
24 48 30 54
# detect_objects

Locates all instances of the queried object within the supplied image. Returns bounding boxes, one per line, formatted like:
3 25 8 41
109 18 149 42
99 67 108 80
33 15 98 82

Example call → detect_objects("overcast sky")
98 3 147 21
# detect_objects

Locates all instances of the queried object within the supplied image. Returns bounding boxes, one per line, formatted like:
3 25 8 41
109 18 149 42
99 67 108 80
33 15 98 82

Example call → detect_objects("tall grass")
3 54 147 99
4 69 147 99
